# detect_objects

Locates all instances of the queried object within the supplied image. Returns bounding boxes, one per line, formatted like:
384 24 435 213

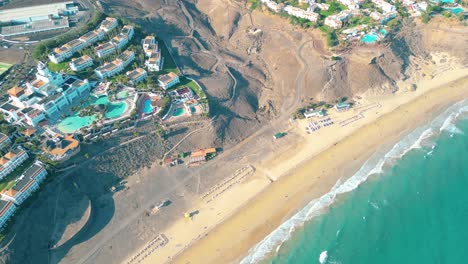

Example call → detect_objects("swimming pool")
173 108 185 117
190 106 196 114
142 99 154 114
57 95 127 133
92 95 109 105
379 29 388 36
58 114 96 133
105 102 127 119
448 7 464 14
362 33 379 44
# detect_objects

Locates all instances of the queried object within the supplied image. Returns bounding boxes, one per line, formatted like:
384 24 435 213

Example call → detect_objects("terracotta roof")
21 127 37 137
1 189 17 197
7 86 25 97
31 79 46 88
47 135 79 156
0 157 9 165
190 150 205 158
4 152 15 159
204 148 217 154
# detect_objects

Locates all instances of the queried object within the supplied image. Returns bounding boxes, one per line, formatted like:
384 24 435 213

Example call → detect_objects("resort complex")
258 0 465 44
0 15 210 230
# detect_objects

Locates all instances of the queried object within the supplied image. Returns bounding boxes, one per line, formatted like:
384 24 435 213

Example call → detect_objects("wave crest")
240 100 468 264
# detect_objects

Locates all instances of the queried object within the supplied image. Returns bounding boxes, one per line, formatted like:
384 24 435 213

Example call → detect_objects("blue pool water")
143 99 154 114
105 102 127 119
448 7 464 14
57 95 127 133
362 33 379 44
57 114 96 134
173 108 185 117
379 29 387 36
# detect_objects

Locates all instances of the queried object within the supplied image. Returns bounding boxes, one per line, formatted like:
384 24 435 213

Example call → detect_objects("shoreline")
137 70 468 264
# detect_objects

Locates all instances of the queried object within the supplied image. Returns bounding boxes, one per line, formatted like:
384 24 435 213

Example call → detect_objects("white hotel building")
48 17 116 63
8 161 48 205
0 200 16 229
0 161 48 229
70 55 93 71
0 62 91 125
0 146 28 181
126 68 148 85
95 50 135 79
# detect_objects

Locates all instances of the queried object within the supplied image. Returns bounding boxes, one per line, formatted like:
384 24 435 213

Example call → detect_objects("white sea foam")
239 100 468 264
319 251 328 264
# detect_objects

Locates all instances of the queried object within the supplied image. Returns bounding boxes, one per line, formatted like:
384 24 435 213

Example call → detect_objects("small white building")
126 68 148 85
335 102 351 111
0 146 29 181
95 50 135 79
325 17 343 29
142 36 156 52
70 55 93 71
95 42 117 58
158 72 180 90
145 51 162 72
122 25 134 40
304 109 326 118
371 0 396 13
100 17 118 32
111 33 130 49
283 5 319 22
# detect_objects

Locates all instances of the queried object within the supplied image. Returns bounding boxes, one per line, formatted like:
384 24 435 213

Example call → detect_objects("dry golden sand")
138 69 468 264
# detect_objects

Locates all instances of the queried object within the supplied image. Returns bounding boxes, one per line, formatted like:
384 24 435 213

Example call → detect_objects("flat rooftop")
1 17 69 37
72 55 92 66
0 1 73 22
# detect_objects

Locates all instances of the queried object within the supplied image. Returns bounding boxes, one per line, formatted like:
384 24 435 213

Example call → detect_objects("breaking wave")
240 100 468 264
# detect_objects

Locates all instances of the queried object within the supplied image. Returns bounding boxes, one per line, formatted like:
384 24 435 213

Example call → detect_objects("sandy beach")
127 68 468 264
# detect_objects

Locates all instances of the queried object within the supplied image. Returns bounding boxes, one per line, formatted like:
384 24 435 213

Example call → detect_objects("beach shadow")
189 210 199 219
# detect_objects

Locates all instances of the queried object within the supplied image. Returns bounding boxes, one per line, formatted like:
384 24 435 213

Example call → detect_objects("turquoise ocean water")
241 100 468 264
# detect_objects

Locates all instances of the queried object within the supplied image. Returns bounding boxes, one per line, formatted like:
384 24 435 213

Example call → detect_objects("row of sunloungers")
201 165 254 200
319 117 334 127
127 234 168 264
339 115 363 127
306 121 321 133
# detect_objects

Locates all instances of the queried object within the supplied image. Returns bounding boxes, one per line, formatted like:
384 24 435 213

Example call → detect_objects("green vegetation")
159 38 180 75
319 1 347 17
32 11 106 61
171 77 207 98
249 0 260 10
0 63 12 75
360 1 377 9
158 96 171 118
394 1 409 18
289 16 317 28
0 158 35 193
47 61 69 72
0 123 14 135
347 16 373 27
274 0 307 8
37 155 58 170
326 30 338 47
